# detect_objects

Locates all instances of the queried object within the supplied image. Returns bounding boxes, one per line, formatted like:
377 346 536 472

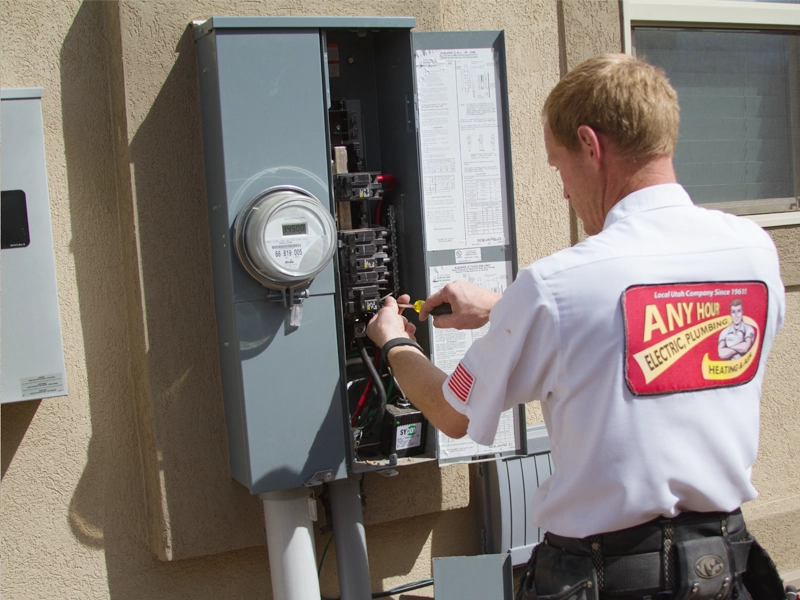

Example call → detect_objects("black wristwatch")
380 338 424 366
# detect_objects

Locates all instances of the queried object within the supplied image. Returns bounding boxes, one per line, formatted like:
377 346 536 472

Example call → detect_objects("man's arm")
730 332 755 356
383 346 468 439
367 295 469 439
718 335 737 360
418 280 501 330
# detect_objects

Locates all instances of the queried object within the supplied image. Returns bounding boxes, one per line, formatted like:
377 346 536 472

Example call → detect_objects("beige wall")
1 1 798 598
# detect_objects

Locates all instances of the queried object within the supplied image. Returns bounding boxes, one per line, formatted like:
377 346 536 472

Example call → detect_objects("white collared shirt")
442 184 785 537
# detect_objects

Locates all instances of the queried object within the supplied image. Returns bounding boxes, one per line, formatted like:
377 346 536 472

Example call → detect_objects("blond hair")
542 54 679 158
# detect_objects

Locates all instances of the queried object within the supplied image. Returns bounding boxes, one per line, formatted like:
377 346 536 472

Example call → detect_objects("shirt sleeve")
442 267 560 445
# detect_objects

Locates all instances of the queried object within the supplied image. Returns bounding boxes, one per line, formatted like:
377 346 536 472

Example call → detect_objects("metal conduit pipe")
328 473 371 600
260 487 321 600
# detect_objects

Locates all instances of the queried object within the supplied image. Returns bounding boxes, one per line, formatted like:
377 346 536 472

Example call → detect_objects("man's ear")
576 125 602 167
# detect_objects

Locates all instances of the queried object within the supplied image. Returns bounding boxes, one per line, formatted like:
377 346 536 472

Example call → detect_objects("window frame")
622 0 800 227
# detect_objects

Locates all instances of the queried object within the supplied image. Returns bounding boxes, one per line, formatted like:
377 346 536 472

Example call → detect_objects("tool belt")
516 509 786 600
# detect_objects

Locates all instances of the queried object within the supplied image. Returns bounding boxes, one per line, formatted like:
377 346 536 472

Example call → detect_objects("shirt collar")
603 184 693 230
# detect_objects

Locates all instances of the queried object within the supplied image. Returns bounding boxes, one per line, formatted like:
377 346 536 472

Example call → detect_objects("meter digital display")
233 186 336 290
282 223 307 236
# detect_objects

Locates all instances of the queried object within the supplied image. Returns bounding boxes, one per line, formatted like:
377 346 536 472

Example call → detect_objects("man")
718 299 756 360
367 54 786 598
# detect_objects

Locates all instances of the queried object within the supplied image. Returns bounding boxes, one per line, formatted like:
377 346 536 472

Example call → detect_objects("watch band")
380 338 424 366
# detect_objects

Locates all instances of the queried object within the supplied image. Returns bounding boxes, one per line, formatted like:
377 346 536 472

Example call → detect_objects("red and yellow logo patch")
622 282 768 396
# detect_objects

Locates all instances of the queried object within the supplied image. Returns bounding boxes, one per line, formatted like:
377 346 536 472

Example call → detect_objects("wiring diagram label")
416 47 509 252
428 260 517 459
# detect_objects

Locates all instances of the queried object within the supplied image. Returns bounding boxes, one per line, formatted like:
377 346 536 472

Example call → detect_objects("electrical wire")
373 578 434 597
318 534 334 577
321 578 435 600
354 338 386 431
351 347 380 426
384 374 395 402
351 377 373 426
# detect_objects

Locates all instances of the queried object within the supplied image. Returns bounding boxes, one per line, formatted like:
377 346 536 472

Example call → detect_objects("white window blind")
633 28 799 214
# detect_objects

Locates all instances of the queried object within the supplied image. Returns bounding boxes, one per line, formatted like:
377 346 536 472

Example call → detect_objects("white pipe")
260 488 321 600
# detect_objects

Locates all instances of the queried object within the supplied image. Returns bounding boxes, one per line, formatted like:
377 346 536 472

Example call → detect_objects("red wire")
374 199 383 225
351 347 381 426
351 379 372 426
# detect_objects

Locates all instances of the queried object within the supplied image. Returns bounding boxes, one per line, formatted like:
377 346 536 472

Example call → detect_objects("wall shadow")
59 0 128 553
122 19 268 560
1 400 40 479
59 2 268 597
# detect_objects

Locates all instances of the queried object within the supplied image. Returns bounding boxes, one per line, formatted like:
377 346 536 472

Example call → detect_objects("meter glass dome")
235 187 336 289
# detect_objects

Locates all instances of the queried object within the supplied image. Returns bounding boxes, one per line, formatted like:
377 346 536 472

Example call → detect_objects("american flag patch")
448 362 475 404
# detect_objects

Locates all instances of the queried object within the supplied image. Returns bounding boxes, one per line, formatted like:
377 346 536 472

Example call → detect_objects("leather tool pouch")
674 536 734 600
741 536 787 600
516 543 599 600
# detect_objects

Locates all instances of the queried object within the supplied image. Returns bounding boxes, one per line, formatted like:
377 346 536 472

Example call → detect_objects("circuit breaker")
194 16 525 495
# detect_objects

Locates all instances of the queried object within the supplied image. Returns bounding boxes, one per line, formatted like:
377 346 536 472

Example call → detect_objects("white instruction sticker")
396 422 423 451
21 372 66 398
427 261 518 459
454 248 481 264
416 47 509 251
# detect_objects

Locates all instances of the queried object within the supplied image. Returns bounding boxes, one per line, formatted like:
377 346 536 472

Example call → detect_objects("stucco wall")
2 1 798 599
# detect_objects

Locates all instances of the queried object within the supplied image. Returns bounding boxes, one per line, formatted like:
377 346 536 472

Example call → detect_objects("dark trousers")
517 509 786 600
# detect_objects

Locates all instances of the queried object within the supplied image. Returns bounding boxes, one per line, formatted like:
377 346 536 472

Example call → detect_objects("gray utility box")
1 89 67 404
194 16 522 495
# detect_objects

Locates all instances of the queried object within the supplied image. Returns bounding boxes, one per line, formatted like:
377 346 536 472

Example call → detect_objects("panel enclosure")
195 25 350 493
1 89 68 404
194 18 524 494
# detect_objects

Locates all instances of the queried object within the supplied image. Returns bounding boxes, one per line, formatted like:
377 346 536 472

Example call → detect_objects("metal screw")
347 56 355 64
224 342 230 347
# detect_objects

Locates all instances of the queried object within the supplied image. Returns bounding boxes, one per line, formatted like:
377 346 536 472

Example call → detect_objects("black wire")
318 533 334 577
355 337 386 437
322 577 434 600
373 578 434 597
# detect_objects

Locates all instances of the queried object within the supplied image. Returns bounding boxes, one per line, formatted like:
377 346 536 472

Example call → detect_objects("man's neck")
602 153 678 215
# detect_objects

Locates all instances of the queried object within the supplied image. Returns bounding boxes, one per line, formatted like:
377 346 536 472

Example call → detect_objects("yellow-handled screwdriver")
397 300 453 315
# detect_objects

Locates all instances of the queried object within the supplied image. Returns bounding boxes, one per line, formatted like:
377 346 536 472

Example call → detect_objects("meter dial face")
235 187 336 289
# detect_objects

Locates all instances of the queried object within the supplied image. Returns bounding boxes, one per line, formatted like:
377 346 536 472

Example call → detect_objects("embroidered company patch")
448 362 475 404
622 281 768 395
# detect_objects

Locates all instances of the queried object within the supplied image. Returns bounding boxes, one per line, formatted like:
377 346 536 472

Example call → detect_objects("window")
623 0 800 226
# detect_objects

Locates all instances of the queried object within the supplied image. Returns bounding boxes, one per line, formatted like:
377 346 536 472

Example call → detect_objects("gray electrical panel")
193 17 523 495
1 88 68 404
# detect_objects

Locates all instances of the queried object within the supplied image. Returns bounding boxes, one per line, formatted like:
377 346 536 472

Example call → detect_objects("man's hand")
419 280 501 330
367 294 417 348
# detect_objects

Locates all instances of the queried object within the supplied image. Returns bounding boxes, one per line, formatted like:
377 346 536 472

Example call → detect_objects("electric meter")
233 186 337 290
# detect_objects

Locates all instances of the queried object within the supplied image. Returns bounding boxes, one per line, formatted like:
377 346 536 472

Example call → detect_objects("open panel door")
411 31 527 465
